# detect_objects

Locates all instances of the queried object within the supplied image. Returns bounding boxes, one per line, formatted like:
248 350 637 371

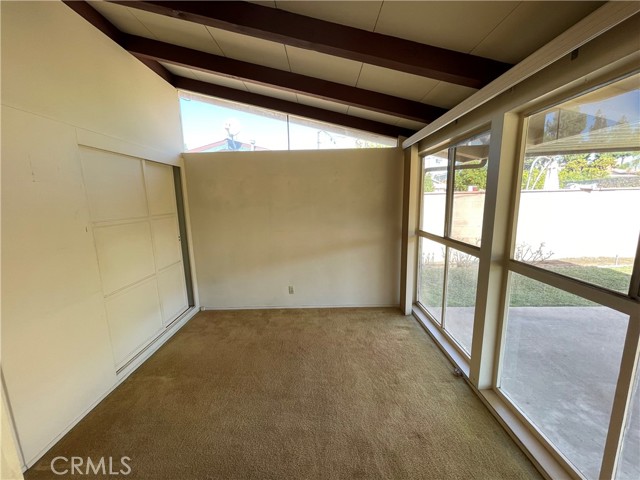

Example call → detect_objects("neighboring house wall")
1 1 184 468
184 148 404 308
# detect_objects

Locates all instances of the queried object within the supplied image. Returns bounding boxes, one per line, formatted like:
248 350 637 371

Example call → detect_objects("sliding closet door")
80 148 188 369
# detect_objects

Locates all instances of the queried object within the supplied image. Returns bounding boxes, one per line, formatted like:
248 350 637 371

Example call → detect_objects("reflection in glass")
288 116 397 150
451 132 491 246
515 73 640 294
500 273 628 480
417 238 445 323
443 248 479 354
421 149 448 236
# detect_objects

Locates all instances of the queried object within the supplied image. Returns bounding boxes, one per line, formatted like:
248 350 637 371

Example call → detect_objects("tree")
543 108 587 142
423 172 435 193
454 166 487 191
590 108 608 132
558 153 616 187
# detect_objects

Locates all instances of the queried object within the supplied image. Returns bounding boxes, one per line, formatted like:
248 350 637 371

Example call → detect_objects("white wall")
1 1 184 467
184 148 403 308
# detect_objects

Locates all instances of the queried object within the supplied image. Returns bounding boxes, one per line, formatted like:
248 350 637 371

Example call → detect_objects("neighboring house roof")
526 121 640 156
187 139 269 153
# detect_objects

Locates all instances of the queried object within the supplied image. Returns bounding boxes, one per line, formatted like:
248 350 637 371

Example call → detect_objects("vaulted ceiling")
64 1 604 138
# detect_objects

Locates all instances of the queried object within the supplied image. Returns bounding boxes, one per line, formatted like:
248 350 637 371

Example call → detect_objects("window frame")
412 69 640 480
493 72 640 480
416 128 490 360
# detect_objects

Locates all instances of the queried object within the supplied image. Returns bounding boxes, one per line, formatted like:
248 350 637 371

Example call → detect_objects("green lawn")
419 264 632 308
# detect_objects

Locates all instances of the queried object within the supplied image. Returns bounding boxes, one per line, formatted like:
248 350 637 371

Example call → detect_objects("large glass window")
500 273 629 480
515 74 640 294
499 72 640 480
414 72 639 480
417 131 489 357
179 92 397 152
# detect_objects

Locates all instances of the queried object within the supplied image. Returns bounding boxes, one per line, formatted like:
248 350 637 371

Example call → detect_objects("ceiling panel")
160 62 199 80
374 1 519 54
471 1 604 63
90 2 153 38
206 27 291 71
245 83 298 103
286 46 362 86
347 106 403 126
191 70 249 92
356 64 439 101
421 82 477 109
127 7 224 55
296 94 349 115
273 1 383 31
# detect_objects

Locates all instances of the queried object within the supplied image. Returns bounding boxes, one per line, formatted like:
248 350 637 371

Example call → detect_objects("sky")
178 95 395 151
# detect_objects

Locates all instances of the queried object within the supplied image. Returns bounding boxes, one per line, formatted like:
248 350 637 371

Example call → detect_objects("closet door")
80 148 188 368
144 160 189 325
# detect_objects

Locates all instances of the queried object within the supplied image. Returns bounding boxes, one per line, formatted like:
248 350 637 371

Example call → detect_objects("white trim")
477 389 575 480
412 307 470 377
77 128 180 166
402 1 640 149
600 315 640 478
201 304 400 311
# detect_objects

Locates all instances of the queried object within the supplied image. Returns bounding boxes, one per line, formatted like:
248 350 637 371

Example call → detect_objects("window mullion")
599 316 640 479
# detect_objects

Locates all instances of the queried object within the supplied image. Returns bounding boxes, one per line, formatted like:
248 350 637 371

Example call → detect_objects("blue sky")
179 95 394 151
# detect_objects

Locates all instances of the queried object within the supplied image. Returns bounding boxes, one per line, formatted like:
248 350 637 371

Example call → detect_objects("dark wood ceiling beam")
174 77 414 138
63 1 175 85
110 0 512 88
123 34 445 123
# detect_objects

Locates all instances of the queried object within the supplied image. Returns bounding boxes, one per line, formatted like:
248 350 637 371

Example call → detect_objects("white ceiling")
90 0 603 132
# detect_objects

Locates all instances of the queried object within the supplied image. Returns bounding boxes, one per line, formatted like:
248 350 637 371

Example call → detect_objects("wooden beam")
63 1 175 85
63 0 123 43
123 34 444 123
110 0 512 88
136 56 175 84
174 77 414 139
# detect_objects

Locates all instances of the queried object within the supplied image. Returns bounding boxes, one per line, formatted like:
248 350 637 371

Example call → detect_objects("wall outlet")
288 286 294 294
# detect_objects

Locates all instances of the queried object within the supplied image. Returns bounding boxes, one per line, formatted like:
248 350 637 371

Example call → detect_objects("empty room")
1 1 639 479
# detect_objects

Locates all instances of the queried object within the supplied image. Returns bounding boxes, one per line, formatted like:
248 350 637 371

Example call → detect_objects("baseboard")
22 306 200 471
201 304 401 310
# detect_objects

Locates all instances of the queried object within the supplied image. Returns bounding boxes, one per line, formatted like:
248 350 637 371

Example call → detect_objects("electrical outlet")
288 286 294 294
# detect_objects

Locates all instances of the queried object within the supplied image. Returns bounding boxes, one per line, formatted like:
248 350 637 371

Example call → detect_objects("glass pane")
617 362 640 480
515 73 640 294
417 238 445 323
443 248 479 355
179 92 288 152
451 132 491 246
288 116 396 150
421 149 448 236
500 272 628 480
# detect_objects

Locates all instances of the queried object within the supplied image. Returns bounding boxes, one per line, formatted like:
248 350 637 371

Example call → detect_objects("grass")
419 263 632 308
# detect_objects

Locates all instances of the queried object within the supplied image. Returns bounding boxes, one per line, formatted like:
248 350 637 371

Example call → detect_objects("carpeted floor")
25 308 541 479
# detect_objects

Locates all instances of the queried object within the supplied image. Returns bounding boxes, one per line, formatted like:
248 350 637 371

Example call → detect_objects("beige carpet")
26 308 541 479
